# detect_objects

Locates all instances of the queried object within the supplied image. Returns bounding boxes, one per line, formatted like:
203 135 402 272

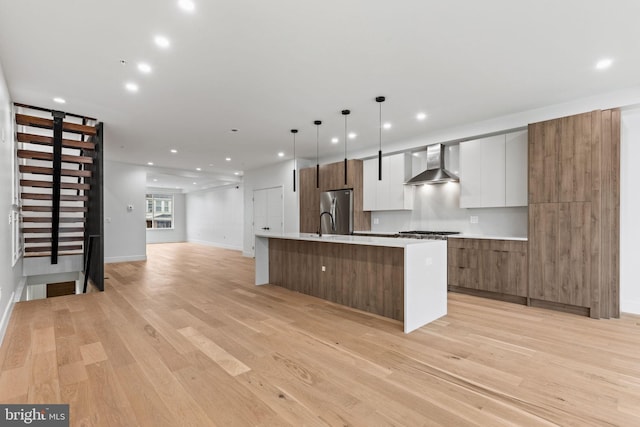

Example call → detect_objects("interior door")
253 186 283 240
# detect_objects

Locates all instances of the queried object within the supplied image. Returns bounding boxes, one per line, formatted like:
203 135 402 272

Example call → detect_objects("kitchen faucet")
319 211 335 237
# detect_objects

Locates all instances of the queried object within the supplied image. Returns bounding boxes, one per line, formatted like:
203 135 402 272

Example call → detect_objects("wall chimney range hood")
405 144 459 185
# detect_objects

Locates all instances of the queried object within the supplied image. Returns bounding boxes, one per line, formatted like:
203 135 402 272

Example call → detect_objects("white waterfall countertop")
255 231 445 248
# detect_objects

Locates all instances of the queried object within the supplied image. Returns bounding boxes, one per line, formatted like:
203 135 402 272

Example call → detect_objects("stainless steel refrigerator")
320 189 353 235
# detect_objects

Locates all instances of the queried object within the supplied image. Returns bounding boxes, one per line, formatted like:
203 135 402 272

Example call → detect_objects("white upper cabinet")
460 131 528 208
363 153 414 211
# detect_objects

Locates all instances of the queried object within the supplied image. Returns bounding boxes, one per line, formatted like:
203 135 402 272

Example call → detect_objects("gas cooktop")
398 230 461 240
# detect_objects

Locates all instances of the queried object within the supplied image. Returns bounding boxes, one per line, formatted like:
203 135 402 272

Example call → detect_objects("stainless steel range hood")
405 144 459 185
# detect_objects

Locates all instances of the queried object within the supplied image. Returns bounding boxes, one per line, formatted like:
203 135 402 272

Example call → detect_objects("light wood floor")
1 243 639 426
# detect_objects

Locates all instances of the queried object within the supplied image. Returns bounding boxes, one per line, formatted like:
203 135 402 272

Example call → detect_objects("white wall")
243 160 302 256
146 188 186 244
620 108 640 314
186 184 243 250
104 160 147 263
0 60 24 343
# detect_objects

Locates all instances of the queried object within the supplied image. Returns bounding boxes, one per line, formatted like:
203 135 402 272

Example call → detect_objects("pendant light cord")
379 102 382 152
314 120 321 189
376 96 385 181
341 110 350 186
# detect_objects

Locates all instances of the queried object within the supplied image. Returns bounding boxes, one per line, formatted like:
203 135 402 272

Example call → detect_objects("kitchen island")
255 232 447 333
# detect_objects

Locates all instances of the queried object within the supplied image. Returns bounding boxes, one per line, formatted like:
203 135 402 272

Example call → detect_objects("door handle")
261 227 270 230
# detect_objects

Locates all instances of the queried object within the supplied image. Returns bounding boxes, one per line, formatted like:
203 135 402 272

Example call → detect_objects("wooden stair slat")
21 193 88 202
19 165 92 178
25 244 83 253
22 217 86 223
24 251 83 258
18 133 95 150
20 179 90 190
22 227 84 233
22 206 87 213
17 149 93 164
25 236 84 244
16 114 97 135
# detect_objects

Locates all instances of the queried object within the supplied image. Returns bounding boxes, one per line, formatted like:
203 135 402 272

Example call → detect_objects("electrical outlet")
321 266 326 272
425 257 433 266
470 215 479 224
373 218 380 225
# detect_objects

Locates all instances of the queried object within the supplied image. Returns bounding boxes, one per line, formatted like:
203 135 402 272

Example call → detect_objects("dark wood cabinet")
299 159 370 233
448 238 527 301
269 238 404 321
299 167 320 233
528 109 619 318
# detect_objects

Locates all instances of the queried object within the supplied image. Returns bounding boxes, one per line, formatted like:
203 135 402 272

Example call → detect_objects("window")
146 194 174 229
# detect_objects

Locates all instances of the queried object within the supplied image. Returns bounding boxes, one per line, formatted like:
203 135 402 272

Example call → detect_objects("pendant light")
314 120 322 188
291 129 298 192
376 96 385 181
342 109 350 185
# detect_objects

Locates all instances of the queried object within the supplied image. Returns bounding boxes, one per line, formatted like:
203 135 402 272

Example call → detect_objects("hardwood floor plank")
1 242 639 426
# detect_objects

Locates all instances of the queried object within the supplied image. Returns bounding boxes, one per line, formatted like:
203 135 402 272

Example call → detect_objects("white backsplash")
369 182 528 237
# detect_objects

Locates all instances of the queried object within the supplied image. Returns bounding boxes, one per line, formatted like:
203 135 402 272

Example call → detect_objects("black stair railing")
50 110 66 264
83 122 104 291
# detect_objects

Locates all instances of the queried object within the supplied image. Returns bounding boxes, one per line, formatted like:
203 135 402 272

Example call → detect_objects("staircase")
15 103 104 290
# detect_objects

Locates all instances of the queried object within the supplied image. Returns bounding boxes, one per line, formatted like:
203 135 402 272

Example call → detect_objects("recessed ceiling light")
331 137 339 144
416 112 427 121
170 149 177 153
225 157 231 161
153 179 158 182
596 58 613 70
147 162 154 166
348 132 357 139
234 172 240 175
154 35 170 49
383 122 392 130
125 82 139 92
196 167 202 171
278 152 285 157
193 182 197 185
178 0 195 12
137 62 152 74
53 97 66 104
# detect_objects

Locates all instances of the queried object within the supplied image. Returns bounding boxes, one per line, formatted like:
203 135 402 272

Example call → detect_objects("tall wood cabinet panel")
529 119 560 204
300 159 370 233
558 113 592 203
528 109 619 318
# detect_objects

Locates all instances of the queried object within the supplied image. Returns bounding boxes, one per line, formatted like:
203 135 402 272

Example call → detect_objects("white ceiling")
1 0 640 190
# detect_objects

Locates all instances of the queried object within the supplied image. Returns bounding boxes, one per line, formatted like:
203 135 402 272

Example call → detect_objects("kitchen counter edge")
448 234 528 242
255 232 445 248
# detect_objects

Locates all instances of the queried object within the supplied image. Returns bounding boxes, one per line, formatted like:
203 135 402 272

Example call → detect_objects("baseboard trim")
187 239 242 251
529 298 590 317
447 286 527 305
105 255 147 264
621 300 640 315
0 277 26 346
